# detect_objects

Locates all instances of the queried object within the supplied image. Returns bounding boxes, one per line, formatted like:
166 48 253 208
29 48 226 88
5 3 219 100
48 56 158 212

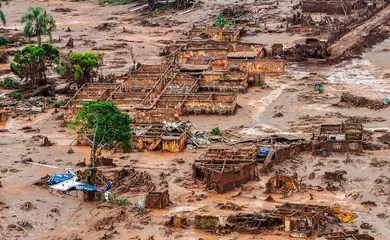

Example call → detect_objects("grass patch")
12 92 22 100
1 77 19 89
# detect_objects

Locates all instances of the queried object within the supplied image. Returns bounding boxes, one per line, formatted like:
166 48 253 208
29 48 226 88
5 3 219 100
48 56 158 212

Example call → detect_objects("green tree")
10 44 59 87
74 101 133 165
21 7 55 47
60 52 99 87
43 11 56 43
0 0 8 25
74 101 132 201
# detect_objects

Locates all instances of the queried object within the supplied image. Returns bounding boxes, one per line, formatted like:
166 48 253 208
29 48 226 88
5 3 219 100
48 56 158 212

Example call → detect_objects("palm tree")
0 0 8 25
43 11 56 43
21 7 53 47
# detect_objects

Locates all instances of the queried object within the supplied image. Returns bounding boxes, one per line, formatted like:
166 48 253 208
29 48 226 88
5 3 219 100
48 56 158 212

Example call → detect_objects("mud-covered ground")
1 0 390 239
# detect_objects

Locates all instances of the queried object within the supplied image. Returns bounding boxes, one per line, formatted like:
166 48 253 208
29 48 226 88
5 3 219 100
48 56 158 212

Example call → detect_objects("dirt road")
330 5 390 58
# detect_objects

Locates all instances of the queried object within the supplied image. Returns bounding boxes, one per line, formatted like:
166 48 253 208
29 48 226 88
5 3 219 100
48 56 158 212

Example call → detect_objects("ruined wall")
125 77 160 92
135 109 179 124
63 107 80 123
196 162 258 193
301 1 352 14
183 95 237 115
162 135 187 152
132 133 187 153
145 191 170 209
211 59 285 74
317 140 362 153
287 26 314 33
262 139 363 172
138 65 169 73
142 70 172 106
262 143 313 172
177 49 229 64
234 42 264 53
327 2 352 14
199 72 248 93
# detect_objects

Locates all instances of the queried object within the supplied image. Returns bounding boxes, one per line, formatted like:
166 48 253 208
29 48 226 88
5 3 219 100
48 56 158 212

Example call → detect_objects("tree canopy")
57 52 99 87
74 101 133 164
21 7 55 46
10 44 59 87
69 52 99 84
0 0 8 25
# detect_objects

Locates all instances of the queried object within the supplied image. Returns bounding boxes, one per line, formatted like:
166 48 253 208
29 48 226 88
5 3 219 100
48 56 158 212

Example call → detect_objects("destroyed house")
178 40 265 64
196 203 331 236
184 40 264 55
199 71 249 93
188 27 241 41
63 61 250 125
145 190 170 209
62 83 119 122
155 93 238 115
195 213 282 234
211 59 285 74
266 175 298 194
317 123 363 152
132 122 189 153
265 203 331 238
201 147 259 161
300 0 358 14
193 148 259 193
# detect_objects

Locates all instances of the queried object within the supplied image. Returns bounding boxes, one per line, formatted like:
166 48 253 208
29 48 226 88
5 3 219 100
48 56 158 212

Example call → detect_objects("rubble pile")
32 175 51 189
378 133 390 146
216 202 243 211
28 135 53 147
220 5 251 21
339 93 388 109
94 210 126 231
20 202 37 212
94 23 117 31
323 171 346 191
76 168 155 194
112 168 155 194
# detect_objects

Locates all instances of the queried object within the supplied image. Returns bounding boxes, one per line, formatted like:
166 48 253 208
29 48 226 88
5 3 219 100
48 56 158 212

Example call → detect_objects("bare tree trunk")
49 32 53 44
37 34 42 47
85 146 98 201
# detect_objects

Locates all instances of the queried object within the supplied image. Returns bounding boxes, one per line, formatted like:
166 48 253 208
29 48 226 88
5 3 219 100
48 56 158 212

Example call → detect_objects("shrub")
55 64 67 77
1 77 19 89
54 100 65 108
0 36 8 46
210 126 222 136
10 44 59 87
212 15 233 28
12 92 22 100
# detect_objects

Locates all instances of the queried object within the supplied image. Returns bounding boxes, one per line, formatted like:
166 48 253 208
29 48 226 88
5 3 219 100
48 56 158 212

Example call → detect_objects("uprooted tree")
10 44 59 87
72 101 133 200
57 52 99 87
